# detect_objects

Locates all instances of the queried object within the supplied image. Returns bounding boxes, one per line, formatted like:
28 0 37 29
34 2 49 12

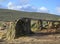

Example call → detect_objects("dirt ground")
0 34 60 44
0 29 60 44
5 32 60 44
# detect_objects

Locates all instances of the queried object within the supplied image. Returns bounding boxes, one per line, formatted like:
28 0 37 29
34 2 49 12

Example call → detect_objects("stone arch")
15 18 33 38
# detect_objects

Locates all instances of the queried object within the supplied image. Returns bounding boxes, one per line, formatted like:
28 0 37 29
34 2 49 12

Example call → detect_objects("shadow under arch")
15 18 33 38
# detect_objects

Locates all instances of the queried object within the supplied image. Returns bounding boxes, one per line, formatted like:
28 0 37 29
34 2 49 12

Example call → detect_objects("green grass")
0 9 60 21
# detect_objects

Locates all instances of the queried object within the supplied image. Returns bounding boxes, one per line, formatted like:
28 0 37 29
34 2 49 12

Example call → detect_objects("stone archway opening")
15 18 33 38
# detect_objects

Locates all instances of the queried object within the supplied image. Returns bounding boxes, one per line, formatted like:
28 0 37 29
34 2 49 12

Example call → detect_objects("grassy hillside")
0 9 60 21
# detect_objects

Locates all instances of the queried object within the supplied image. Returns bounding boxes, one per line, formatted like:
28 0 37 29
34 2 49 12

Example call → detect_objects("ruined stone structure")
0 9 60 40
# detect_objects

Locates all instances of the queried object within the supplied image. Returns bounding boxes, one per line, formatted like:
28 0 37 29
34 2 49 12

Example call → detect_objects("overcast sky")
0 0 60 15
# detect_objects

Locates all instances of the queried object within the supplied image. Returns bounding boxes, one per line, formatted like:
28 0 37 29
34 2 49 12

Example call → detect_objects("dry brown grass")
6 33 60 44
